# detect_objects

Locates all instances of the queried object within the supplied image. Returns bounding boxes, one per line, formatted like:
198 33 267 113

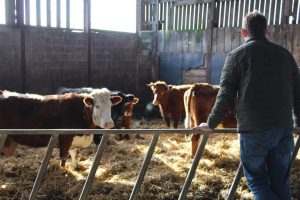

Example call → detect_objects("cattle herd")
0 81 236 168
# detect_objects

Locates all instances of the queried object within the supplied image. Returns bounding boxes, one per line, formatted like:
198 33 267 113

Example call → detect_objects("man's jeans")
240 128 294 200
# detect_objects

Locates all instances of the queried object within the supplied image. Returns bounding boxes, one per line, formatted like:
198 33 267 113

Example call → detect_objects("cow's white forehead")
91 88 111 104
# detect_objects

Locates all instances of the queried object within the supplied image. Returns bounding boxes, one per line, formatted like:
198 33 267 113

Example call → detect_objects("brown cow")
0 88 122 167
184 83 237 156
147 81 192 128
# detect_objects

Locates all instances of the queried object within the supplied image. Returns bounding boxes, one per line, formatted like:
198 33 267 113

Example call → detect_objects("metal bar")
0 134 7 154
178 133 209 200
226 162 243 200
0 128 238 135
291 132 300 165
79 134 109 200
29 134 57 200
129 134 160 200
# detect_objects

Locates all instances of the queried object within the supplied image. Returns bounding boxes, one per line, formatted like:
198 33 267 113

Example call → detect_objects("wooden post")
205 0 216 83
16 0 27 92
66 0 70 28
137 0 146 32
57 0 61 27
168 1 174 30
36 0 41 26
47 0 51 27
25 0 30 25
281 0 292 49
5 0 15 25
84 0 92 86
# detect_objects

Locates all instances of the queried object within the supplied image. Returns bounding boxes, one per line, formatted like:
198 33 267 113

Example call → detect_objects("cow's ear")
146 82 154 88
0 90 2 95
132 97 139 105
111 96 122 106
83 97 93 107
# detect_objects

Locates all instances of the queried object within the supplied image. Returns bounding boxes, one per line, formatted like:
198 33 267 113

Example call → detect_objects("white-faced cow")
57 87 140 141
147 81 191 128
0 88 122 168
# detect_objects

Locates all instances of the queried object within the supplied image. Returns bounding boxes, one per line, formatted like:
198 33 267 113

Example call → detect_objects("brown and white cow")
147 81 192 128
184 83 237 156
0 88 122 168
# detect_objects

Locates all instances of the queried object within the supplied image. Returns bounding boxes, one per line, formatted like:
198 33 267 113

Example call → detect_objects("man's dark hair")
243 10 267 37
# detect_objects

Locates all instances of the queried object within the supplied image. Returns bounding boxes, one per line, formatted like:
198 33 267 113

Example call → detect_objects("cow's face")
86 88 122 129
111 93 139 129
147 82 169 105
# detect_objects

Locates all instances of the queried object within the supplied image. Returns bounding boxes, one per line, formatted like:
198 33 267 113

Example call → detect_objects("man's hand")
193 122 213 132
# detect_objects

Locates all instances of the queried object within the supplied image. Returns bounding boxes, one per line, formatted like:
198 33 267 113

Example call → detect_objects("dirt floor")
0 119 299 200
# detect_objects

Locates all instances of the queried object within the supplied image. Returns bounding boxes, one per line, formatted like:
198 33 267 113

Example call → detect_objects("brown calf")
147 81 192 128
184 83 237 156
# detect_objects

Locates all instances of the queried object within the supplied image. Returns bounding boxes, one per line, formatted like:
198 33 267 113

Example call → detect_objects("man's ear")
241 28 248 40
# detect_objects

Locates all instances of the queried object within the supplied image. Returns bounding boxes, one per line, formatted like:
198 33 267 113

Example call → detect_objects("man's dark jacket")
207 37 300 132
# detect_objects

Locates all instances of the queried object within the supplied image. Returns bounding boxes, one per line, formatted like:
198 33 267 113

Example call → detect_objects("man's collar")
245 36 268 43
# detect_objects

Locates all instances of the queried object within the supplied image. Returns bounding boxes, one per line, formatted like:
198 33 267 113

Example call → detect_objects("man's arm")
207 53 239 129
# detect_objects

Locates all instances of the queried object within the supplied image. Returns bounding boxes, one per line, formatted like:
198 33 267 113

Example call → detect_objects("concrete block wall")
0 26 22 91
0 26 157 116
25 28 88 93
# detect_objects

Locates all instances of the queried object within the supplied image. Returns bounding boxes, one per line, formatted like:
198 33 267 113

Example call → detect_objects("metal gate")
0 128 299 200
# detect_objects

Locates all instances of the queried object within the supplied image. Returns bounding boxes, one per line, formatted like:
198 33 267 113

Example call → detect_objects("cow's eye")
95 105 100 109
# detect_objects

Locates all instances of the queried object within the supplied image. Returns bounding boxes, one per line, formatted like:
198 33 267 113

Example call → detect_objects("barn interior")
0 0 300 199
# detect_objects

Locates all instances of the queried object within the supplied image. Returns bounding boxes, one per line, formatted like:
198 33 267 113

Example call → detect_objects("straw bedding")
0 119 299 200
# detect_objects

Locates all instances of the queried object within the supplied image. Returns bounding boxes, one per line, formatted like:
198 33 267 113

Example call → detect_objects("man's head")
241 10 267 40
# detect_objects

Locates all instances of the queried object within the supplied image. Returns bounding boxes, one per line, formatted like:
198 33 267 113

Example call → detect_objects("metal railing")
0 128 299 200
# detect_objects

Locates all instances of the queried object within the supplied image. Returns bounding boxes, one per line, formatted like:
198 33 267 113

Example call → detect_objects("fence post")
129 134 160 200
29 134 57 200
178 133 209 200
79 134 109 200
137 0 146 32
291 131 300 167
0 134 7 154
226 162 243 200
205 0 216 83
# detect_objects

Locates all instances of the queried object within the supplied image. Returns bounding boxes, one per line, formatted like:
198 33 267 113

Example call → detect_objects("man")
194 11 300 200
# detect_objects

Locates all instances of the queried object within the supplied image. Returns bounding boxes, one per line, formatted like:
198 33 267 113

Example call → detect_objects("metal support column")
178 133 209 200
29 134 57 200
226 163 243 200
79 134 109 200
129 134 160 200
0 134 7 154
291 132 300 166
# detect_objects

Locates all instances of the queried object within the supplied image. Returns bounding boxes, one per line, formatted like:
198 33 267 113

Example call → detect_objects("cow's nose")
104 122 114 129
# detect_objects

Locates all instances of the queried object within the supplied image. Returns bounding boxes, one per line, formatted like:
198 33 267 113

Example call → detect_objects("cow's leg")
58 136 73 168
164 117 171 128
1 137 18 156
69 148 78 169
191 134 200 157
2 137 18 156
173 113 180 129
